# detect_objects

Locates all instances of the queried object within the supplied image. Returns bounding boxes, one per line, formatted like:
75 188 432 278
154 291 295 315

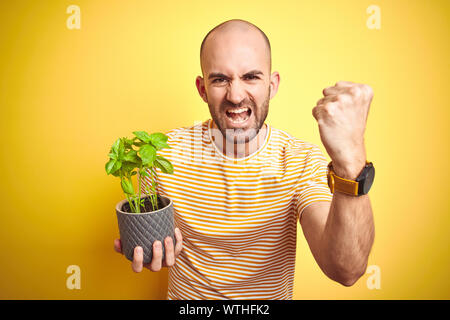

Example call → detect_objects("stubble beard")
208 89 270 145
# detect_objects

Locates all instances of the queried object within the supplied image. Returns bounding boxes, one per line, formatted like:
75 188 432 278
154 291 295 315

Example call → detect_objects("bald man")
115 19 375 300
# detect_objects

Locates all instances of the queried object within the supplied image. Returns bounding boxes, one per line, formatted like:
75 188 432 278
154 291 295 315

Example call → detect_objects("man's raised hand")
312 81 373 178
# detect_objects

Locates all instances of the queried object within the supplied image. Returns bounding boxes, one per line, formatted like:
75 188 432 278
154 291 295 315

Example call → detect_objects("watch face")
361 166 375 194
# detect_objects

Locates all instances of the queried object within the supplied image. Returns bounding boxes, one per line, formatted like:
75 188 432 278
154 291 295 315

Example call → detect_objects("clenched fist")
312 81 373 179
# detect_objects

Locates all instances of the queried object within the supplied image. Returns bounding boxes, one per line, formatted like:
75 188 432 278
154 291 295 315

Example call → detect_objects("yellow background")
0 0 449 299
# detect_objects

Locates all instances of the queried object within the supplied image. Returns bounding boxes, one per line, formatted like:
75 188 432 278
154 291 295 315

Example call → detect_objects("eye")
245 75 259 80
212 78 226 83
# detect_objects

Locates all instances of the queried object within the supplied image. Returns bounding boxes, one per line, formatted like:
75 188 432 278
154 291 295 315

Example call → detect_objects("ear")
196 76 208 103
269 71 280 100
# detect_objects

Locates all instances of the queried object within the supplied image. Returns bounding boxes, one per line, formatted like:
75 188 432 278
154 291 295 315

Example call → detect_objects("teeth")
230 116 248 123
226 106 251 123
227 107 249 114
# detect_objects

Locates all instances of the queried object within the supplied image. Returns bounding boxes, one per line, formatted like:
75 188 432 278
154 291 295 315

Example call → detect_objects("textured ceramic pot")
116 195 175 264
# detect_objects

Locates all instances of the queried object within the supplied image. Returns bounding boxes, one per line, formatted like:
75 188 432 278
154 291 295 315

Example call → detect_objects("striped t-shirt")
144 119 332 300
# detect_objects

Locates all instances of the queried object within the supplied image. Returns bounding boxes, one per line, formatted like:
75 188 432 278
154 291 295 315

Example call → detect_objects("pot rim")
116 194 173 215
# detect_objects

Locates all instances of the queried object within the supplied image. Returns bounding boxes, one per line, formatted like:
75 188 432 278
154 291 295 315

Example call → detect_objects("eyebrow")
208 70 264 80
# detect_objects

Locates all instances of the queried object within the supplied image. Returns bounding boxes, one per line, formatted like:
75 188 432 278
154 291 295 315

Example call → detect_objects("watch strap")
328 171 359 196
327 162 364 196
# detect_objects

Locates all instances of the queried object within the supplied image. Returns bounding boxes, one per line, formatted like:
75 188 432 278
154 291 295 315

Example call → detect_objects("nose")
226 80 246 105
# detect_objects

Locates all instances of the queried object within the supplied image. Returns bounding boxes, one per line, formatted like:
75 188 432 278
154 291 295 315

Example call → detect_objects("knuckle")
134 246 143 256
349 86 360 96
364 84 374 96
323 103 338 116
337 93 351 104
312 107 320 119
153 242 163 257
165 237 174 249
324 101 335 111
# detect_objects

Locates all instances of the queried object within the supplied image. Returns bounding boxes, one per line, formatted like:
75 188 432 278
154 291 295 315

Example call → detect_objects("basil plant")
105 131 173 213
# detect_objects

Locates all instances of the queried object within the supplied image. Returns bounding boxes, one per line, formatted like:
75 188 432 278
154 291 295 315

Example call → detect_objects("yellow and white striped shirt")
144 119 332 300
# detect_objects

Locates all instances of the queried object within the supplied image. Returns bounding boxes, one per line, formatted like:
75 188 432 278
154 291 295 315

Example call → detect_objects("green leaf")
121 178 134 195
117 138 125 160
133 141 145 147
111 169 121 177
105 159 122 175
138 144 156 166
123 138 134 148
111 160 122 173
123 150 139 163
155 155 174 174
108 152 117 160
111 138 121 155
121 161 137 175
149 133 171 150
133 131 151 143
105 159 116 174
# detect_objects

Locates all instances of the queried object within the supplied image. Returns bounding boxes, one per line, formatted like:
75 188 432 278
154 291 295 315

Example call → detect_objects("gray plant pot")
116 195 175 264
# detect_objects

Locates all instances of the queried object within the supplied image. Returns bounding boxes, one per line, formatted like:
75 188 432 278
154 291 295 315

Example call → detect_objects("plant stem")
150 167 158 211
138 169 142 213
126 194 136 213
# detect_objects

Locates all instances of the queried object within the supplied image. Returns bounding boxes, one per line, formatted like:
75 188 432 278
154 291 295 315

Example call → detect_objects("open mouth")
225 107 252 124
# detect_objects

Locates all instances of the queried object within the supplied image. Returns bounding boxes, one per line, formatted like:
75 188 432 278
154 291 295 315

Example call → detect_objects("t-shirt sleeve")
293 144 333 220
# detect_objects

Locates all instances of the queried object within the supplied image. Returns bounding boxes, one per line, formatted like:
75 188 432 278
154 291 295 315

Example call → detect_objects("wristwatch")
327 161 375 196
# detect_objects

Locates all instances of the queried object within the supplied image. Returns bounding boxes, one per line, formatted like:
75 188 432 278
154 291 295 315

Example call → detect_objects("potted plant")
105 131 175 264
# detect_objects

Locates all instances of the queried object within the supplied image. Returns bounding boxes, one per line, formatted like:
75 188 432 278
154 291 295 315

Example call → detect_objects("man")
114 19 375 299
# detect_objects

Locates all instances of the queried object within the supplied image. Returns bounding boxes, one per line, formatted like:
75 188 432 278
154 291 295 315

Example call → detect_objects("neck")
211 120 267 159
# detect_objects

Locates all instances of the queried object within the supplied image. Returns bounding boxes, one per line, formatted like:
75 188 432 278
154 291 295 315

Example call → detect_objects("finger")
322 86 342 96
149 241 163 272
336 92 353 104
317 95 337 106
313 101 339 122
114 239 123 254
132 246 144 273
362 84 374 98
312 105 323 122
174 228 183 257
335 80 354 87
164 237 175 267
